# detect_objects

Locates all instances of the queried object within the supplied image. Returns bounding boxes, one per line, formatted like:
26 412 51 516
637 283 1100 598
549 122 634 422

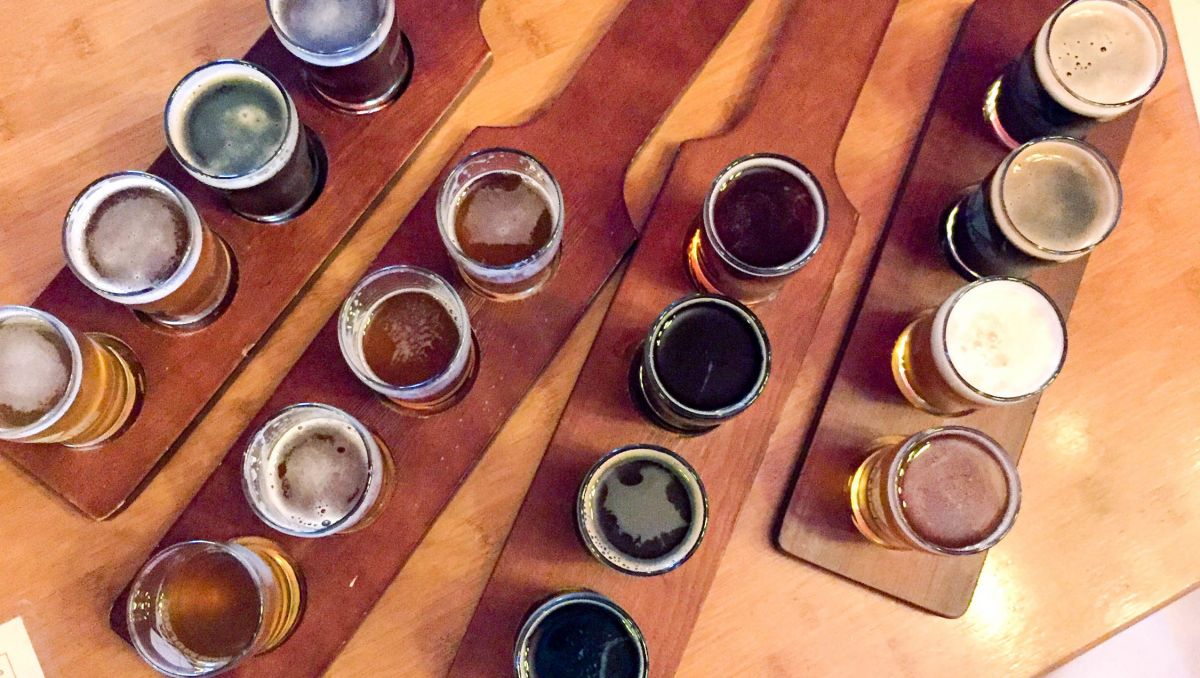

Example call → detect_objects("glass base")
983 77 1021 150
938 200 984 281
890 319 971 418
233 537 303 653
63 334 144 448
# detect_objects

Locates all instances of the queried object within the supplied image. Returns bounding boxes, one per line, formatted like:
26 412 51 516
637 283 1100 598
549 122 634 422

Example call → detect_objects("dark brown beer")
712 165 820 268
361 291 459 386
453 171 554 267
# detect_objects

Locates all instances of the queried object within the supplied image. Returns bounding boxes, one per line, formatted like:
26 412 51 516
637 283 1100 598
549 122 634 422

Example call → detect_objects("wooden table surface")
1 1 1197 676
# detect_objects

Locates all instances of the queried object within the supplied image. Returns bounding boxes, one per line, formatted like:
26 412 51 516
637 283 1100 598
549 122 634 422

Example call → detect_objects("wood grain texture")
1 1 1199 676
775 0 1138 618
448 0 897 674
0 2 489 519
106 1 754 675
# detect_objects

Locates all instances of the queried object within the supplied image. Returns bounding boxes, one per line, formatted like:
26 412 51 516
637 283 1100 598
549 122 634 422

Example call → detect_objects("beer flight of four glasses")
0 1 1165 676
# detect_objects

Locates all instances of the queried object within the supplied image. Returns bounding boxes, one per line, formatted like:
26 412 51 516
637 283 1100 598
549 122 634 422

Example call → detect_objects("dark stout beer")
515 592 648 678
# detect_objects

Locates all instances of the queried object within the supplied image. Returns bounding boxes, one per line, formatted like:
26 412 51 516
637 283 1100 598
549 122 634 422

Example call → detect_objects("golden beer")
0 306 140 446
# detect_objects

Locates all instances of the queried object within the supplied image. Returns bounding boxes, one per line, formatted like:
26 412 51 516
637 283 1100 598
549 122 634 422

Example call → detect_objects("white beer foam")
0 321 69 418
455 173 551 248
271 0 394 67
1034 0 1164 118
931 279 1066 403
260 417 375 530
989 138 1121 258
63 173 202 303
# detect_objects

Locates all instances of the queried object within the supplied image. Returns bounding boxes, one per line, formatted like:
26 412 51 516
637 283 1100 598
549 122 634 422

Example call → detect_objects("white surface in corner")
0 617 45 678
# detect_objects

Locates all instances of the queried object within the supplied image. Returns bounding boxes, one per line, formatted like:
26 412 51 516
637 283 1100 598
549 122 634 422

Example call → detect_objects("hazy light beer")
891 277 1067 416
941 137 1122 279
0 306 140 447
514 591 648 678
127 538 302 676
436 148 564 301
576 445 708 576
243 403 394 537
631 295 770 433
165 60 321 223
63 172 234 326
849 427 1021 555
338 266 475 411
985 0 1167 147
687 153 827 304
268 0 411 113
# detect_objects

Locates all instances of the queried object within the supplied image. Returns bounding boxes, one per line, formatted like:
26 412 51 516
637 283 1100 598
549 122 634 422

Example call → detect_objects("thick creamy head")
0 309 80 437
1034 0 1165 117
932 279 1066 403
269 0 394 67
991 138 1121 259
64 173 201 303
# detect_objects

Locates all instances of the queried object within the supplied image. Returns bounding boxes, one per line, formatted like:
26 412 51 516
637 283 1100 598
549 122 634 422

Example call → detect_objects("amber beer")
127 538 302 675
0 306 140 447
849 427 1021 555
338 266 475 411
984 0 1167 147
892 277 1067 416
63 172 234 326
688 153 827 304
243 403 395 537
268 0 411 113
437 148 564 301
165 60 321 223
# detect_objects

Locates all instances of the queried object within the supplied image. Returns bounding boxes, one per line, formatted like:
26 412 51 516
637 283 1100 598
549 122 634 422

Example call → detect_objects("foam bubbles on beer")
944 280 1065 399
265 419 369 529
1048 0 1162 105
0 320 70 427
278 0 386 55
83 189 188 293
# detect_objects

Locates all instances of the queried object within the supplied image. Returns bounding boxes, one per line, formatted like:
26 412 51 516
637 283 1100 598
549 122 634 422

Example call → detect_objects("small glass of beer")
687 153 827 304
267 0 411 114
0 306 140 447
984 0 1167 147
848 426 1021 555
631 295 770 433
243 403 394 537
165 59 321 223
892 277 1067 416
436 148 565 301
576 445 708 576
63 171 234 327
127 538 303 676
942 137 1122 279
514 591 648 678
338 265 475 411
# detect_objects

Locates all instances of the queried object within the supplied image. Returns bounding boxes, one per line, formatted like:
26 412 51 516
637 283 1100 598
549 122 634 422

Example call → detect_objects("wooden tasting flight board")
110 0 754 675
2 1 490 519
776 0 1139 618
448 0 898 675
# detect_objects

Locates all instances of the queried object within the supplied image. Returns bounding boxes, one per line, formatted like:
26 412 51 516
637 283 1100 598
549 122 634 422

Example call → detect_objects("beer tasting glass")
338 265 475 411
576 445 708 576
687 153 828 304
891 277 1067 416
942 137 1122 279
63 171 234 326
267 0 412 113
514 591 649 678
849 426 1021 555
127 538 303 676
243 403 395 537
631 295 770 433
165 59 321 223
984 0 1167 147
436 148 565 301
0 306 140 447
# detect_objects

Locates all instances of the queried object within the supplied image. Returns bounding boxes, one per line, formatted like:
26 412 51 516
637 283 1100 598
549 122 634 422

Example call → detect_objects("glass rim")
513 590 649 678
62 171 204 304
575 444 709 577
993 136 1123 258
702 152 829 277
241 402 383 538
163 59 298 184
936 276 1069 403
266 0 396 67
642 295 771 420
884 426 1022 556
0 306 84 441
436 147 566 274
337 265 473 397
1041 0 1168 109
126 540 267 676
